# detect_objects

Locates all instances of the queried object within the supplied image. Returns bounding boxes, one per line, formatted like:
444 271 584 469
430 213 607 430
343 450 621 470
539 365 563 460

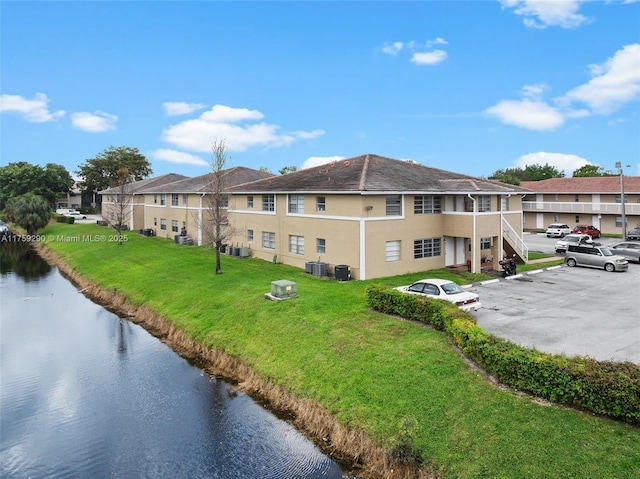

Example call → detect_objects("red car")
572 224 601 238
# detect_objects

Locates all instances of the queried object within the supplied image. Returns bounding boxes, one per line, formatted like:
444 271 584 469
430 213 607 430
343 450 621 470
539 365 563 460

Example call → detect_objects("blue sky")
2 0 639 181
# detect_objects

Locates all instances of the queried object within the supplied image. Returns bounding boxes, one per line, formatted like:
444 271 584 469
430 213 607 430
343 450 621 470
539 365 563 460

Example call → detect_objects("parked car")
65 212 87 220
609 241 640 263
546 223 572 238
394 278 482 312
572 224 601 238
627 228 640 241
565 244 628 272
554 234 593 254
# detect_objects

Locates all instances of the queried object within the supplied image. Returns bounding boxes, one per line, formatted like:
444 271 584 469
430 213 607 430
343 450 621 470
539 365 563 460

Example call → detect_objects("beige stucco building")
99 155 531 280
521 176 640 236
226 155 530 279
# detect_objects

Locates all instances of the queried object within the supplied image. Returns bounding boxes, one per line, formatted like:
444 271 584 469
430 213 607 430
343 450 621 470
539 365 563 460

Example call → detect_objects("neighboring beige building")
521 176 640 236
226 154 530 279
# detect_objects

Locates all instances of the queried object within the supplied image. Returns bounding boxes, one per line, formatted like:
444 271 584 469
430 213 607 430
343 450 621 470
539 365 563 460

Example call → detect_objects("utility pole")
615 162 628 241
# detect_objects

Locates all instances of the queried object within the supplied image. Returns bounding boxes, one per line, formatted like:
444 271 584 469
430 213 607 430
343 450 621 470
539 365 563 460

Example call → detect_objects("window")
171 194 179 206
153 217 157 226
247 229 254 242
501 195 509 211
160 194 166 206
289 195 304 213
289 235 305 254
316 196 326 212
182 195 187 206
615 194 628 204
262 194 275 211
414 238 442 259
575 215 580 223
160 219 167 230
386 240 401 262
478 195 490 212
317 238 326 254
575 194 580 202
480 237 491 250
386 195 401 216
615 217 627 228
171 220 178 232
262 231 275 249
414 195 441 214
553 214 560 222
247 196 254 208
154 195 158 204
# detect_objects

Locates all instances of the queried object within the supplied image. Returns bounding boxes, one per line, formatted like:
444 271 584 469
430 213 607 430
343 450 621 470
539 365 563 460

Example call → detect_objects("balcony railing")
523 202 640 215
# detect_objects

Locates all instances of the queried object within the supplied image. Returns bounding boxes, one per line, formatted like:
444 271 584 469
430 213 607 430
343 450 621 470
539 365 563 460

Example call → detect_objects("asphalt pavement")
468 233 640 364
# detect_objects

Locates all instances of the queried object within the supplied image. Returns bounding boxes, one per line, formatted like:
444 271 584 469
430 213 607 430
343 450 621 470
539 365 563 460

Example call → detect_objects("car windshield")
600 248 613 256
440 282 465 295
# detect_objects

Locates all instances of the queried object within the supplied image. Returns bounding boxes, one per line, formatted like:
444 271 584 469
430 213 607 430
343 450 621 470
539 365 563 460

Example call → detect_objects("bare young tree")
111 167 132 245
203 140 232 274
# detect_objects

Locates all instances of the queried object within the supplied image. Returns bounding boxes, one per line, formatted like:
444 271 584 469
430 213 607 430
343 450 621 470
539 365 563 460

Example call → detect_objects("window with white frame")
386 240 401 262
414 195 441 214
153 217 157 226
615 194 628 204
247 229 254 242
414 238 441 259
478 195 490 212
154 195 158 204
262 231 275 249
501 195 509 211
160 218 167 230
317 238 326 254
553 214 559 222
386 195 401 216
171 220 178 232
316 196 326 212
182 195 187 206
289 235 304 254
247 196 254 208
262 195 275 211
615 216 627 228
289 195 304 213
480 237 491 250
160 194 166 206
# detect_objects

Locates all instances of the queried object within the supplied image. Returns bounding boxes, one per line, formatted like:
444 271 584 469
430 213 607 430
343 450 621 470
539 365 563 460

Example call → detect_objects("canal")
0 242 348 478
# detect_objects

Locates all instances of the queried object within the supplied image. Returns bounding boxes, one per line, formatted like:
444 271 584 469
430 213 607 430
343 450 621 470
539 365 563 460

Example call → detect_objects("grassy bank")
38 223 639 478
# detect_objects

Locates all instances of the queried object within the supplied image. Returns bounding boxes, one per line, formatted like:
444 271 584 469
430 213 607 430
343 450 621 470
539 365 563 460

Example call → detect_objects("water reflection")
0 243 347 478
0 241 51 279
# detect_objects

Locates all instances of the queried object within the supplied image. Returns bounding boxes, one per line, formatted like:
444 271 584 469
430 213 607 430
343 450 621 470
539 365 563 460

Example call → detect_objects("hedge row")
366 284 640 425
54 214 75 224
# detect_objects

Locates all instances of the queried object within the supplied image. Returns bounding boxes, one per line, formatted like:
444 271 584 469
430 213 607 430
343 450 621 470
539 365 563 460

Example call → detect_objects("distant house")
521 176 640 235
226 154 530 279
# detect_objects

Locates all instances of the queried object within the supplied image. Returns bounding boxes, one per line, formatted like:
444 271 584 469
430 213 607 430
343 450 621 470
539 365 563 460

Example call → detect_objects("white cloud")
515 152 590 175
485 98 564 130
0 93 65 122
411 50 447 66
500 0 588 29
382 41 403 55
162 104 323 153
559 43 640 114
163 101 207 116
71 111 117 132
300 155 345 170
151 148 208 167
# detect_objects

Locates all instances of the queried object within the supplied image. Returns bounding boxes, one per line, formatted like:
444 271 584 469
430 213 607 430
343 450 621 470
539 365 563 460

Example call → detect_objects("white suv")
555 234 592 254
546 223 572 238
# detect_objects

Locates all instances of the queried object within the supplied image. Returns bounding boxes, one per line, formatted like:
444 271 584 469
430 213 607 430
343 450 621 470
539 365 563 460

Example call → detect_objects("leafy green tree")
489 163 564 184
258 165 272 174
5 193 52 234
0 162 74 209
76 146 152 196
279 165 298 175
572 165 616 177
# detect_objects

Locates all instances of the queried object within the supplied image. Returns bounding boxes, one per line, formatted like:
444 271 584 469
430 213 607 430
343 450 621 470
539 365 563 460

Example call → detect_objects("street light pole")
615 162 627 241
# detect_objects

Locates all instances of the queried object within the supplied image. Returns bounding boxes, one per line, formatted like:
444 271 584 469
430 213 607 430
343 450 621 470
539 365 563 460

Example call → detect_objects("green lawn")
40 223 639 478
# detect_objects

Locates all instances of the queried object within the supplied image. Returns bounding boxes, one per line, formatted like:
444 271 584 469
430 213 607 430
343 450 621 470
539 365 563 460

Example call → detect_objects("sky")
1 0 639 182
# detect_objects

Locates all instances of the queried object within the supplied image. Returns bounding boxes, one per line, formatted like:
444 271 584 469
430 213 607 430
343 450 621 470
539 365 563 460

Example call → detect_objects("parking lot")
469 233 639 364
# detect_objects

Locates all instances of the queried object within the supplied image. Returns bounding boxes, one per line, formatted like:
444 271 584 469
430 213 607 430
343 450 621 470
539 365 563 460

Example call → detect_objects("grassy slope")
41 223 639 478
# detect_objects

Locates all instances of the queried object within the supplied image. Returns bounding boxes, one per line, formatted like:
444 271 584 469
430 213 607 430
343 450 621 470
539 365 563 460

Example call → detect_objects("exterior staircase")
502 217 528 263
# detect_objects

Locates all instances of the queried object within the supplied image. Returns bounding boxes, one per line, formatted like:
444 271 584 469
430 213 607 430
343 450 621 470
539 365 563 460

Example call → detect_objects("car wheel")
566 258 576 267
604 263 615 272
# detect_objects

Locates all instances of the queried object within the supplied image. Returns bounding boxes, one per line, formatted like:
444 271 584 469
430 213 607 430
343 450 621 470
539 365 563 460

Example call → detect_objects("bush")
366 285 640 425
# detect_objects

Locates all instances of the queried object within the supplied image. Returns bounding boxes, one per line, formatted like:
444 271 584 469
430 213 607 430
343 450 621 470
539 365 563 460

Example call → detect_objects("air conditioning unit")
239 246 249 257
305 261 317 274
313 262 328 277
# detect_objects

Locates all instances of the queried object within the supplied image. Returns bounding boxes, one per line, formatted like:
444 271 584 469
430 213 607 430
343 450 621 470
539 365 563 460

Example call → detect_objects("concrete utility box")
270 280 297 299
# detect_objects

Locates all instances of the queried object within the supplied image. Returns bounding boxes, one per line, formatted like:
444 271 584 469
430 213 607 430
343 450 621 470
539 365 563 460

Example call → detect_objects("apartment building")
521 176 640 235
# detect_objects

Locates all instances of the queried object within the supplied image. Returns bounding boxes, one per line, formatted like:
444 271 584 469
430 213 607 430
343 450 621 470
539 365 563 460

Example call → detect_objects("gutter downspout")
467 194 476 274
199 193 205 246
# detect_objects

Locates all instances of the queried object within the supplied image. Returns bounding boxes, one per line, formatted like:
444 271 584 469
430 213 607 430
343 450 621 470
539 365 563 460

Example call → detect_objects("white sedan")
395 278 482 312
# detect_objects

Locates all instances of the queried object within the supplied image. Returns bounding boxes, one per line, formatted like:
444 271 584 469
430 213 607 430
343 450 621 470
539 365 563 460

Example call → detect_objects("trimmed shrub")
366 284 640 425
